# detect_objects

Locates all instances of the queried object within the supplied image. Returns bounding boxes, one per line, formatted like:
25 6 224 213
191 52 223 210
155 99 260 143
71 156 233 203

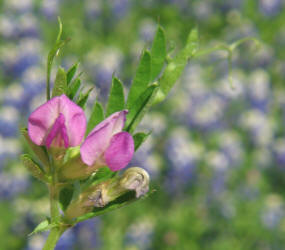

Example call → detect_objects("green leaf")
127 50 151 109
52 67 67 97
154 27 199 104
21 154 48 182
71 181 81 202
106 77 125 116
46 17 69 100
66 63 79 85
76 191 138 222
29 219 51 236
59 186 73 211
21 128 50 168
86 102 104 135
125 84 159 133
59 181 81 211
81 166 116 191
55 16 63 43
76 87 93 108
67 78 81 100
150 26 166 81
133 132 150 151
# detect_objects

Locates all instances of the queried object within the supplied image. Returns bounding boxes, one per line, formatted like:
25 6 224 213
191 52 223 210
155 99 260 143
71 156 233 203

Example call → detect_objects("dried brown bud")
119 167 150 198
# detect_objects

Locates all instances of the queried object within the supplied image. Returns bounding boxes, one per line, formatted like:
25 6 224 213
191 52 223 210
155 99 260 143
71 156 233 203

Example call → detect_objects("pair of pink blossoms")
28 94 134 171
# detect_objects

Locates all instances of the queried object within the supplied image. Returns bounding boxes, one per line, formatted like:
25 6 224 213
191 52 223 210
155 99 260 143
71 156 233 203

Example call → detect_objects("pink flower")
80 110 134 171
28 94 86 148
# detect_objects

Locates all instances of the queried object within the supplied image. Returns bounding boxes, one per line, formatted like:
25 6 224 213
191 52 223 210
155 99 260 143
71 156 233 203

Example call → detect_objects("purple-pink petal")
88 110 128 140
46 113 69 148
80 110 129 166
80 123 114 166
28 94 86 147
56 95 86 147
104 132 134 171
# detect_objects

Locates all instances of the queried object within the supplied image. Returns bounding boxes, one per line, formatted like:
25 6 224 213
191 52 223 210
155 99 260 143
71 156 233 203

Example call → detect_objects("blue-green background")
1 0 285 249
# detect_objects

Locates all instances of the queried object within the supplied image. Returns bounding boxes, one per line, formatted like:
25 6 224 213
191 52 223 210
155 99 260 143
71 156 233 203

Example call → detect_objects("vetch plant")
20 18 258 249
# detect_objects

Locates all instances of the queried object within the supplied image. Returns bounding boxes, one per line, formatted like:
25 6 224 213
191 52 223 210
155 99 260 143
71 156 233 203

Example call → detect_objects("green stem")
43 160 63 250
49 184 60 223
42 227 64 250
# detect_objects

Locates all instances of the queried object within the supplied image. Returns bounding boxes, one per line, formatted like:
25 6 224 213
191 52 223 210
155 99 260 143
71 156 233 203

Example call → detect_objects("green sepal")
127 50 151 109
21 128 50 169
150 25 166 81
106 77 125 116
154 27 199 104
29 218 52 236
66 62 79 85
133 132 151 151
77 87 93 108
86 101 104 135
21 154 49 182
81 166 117 191
125 83 159 133
63 146 80 164
52 66 67 97
67 77 81 100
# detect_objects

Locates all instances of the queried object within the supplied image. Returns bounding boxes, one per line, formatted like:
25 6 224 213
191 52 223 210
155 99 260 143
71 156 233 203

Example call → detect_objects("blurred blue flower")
0 137 21 170
273 139 285 167
138 112 167 136
110 0 130 19
0 171 29 200
131 137 161 179
124 219 154 250
85 0 102 19
73 218 101 249
218 131 244 167
1 39 41 77
0 106 20 137
0 14 18 39
261 194 284 229
259 0 283 17
192 1 214 21
247 69 271 112
4 0 33 14
164 128 202 193
239 109 275 147
55 230 76 250
207 151 229 197
84 48 123 101
26 233 48 250
18 14 39 38
41 0 59 20
139 19 156 42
